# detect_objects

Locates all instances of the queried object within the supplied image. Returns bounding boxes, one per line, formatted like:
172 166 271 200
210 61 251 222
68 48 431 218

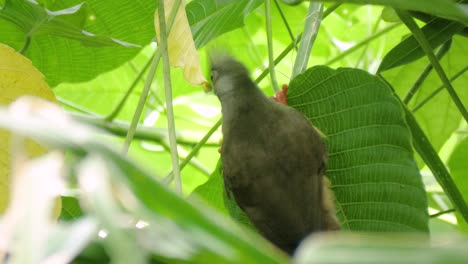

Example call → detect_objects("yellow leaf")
0 43 61 216
154 0 208 89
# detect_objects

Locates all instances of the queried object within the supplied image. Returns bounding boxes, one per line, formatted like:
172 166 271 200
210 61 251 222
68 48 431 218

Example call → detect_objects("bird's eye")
211 70 218 83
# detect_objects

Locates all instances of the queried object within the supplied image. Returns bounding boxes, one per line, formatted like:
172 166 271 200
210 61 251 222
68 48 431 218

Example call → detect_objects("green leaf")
378 18 465 72
59 196 84 221
287 66 429 232
317 0 468 25
187 0 263 48
0 0 265 87
190 160 255 231
0 0 138 47
0 0 156 86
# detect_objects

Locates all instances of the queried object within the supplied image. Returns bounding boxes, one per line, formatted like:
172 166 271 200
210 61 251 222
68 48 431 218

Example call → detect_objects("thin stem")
158 0 183 194
72 112 221 146
58 97 97 115
291 2 323 78
396 10 468 124
104 52 155 121
159 141 211 177
354 14 381 69
323 3 340 18
19 36 31 54
403 39 452 105
273 0 296 47
255 3 339 83
325 23 401 66
265 0 280 92
121 0 180 154
163 118 222 184
404 105 468 223
430 208 456 218
122 52 161 154
412 66 468 112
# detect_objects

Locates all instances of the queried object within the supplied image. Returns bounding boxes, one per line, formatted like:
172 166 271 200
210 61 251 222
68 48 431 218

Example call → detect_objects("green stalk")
265 0 280 92
403 39 452 105
157 0 183 194
325 23 401 66
404 106 468 222
291 1 323 78
354 14 381 69
412 66 468 112
121 0 180 154
273 0 297 48
163 118 222 184
396 10 468 124
122 53 161 154
104 51 155 121
72 113 221 146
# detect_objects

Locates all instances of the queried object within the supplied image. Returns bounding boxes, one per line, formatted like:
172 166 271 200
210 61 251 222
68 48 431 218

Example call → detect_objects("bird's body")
211 56 338 254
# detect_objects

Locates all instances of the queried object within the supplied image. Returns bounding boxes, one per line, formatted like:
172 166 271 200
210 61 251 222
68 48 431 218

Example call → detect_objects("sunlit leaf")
378 18 464 72
155 0 207 87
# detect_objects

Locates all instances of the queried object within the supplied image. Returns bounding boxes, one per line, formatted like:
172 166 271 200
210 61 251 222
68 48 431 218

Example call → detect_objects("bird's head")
210 55 253 98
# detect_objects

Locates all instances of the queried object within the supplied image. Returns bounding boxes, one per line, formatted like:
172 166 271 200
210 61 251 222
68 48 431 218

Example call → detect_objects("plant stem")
71 113 222 146
265 0 280 92
122 52 161 154
325 23 401 66
273 0 297 48
291 1 323 78
354 14 381 69
404 106 468 223
163 118 222 184
157 0 183 194
58 97 97 115
396 10 468 124
403 39 452 105
104 52 155 121
121 0 180 153
412 65 468 112
430 208 456 218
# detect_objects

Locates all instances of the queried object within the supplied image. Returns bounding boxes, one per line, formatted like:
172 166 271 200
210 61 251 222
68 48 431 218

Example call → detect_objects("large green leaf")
287 66 428 232
0 1 137 47
0 0 264 86
378 18 465 72
0 0 155 86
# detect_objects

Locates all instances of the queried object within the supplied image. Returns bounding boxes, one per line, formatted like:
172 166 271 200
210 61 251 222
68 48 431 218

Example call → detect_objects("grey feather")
211 55 337 254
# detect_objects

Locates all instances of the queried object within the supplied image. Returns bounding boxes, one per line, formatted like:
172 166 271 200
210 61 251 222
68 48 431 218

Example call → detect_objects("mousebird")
211 56 339 254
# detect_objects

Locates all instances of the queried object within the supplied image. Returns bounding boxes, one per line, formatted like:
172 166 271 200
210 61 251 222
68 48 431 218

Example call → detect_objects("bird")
210 55 339 255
